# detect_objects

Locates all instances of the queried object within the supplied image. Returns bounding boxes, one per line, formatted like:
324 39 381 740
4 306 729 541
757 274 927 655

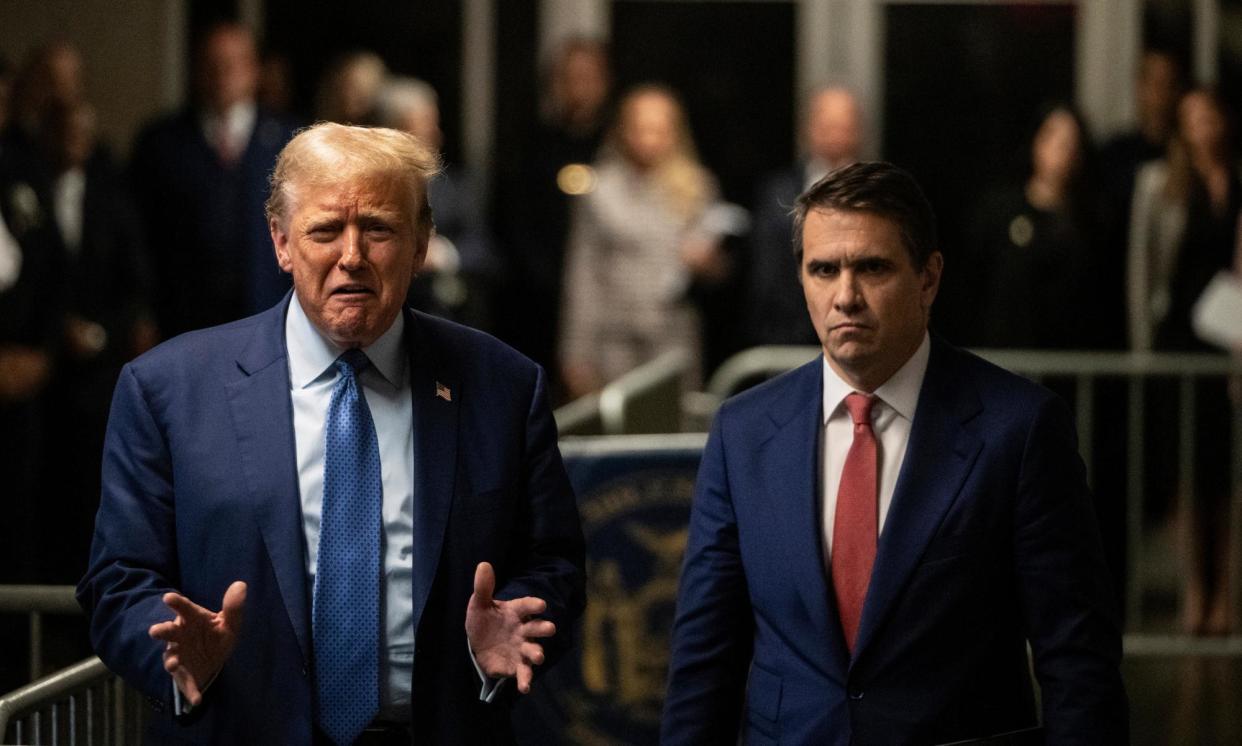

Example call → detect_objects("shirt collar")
201 102 257 141
822 331 931 424
285 293 407 389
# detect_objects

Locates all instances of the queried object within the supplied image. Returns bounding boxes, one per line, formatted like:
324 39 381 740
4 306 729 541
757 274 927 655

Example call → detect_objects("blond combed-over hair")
265 122 442 238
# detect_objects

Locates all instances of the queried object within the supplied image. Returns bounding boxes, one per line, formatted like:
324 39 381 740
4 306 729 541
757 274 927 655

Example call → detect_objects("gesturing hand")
148 581 247 707
465 562 556 694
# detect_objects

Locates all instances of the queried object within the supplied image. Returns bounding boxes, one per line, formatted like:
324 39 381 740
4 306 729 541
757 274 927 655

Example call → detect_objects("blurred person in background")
1129 87 1239 635
36 98 156 583
559 85 727 398
3 39 85 153
746 86 863 347
129 22 296 338
1099 49 1185 351
1101 50 1185 239
0 50 69 694
495 38 611 400
257 50 298 120
376 76 497 329
969 104 1110 348
315 50 387 125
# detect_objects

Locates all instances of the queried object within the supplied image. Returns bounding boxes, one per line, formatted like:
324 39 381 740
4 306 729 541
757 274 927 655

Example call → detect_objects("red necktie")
832 392 878 653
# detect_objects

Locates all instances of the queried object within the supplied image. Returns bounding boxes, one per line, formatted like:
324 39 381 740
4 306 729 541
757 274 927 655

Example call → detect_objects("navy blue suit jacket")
77 297 586 744
662 338 1126 745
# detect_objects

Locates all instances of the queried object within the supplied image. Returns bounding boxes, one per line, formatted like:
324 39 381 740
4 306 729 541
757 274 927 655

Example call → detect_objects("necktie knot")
336 348 370 378
844 392 876 427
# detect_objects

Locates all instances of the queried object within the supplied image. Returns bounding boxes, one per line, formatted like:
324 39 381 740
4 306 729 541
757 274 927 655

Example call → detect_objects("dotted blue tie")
314 349 381 745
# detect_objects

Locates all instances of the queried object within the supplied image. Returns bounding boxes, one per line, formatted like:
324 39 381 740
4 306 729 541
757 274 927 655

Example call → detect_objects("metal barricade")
0 656 145 745
556 349 691 436
554 391 604 437
703 345 1242 635
0 586 81 682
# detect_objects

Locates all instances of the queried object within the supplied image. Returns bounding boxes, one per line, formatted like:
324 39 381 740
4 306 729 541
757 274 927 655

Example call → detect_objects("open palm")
148 581 247 706
465 563 556 694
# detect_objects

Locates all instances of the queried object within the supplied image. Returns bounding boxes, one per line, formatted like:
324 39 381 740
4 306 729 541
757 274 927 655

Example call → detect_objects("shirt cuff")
467 640 509 703
171 670 218 716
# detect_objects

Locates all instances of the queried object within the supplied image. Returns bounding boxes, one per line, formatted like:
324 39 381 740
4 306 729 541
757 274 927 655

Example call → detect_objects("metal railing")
0 656 145 745
704 345 1242 634
556 349 691 437
0 586 81 682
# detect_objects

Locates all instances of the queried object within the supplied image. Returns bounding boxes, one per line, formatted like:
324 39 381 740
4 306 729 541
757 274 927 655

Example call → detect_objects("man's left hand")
465 562 556 694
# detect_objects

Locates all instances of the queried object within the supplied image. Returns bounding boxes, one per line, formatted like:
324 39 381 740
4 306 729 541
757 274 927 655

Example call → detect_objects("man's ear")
412 227 431 273
921 251 944 308
270 218 293 273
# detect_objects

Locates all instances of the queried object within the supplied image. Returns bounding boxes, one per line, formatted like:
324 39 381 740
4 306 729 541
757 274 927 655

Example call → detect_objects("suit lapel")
763 359 851 677
224 296 312 664
851 339 982 662
404 311 459 631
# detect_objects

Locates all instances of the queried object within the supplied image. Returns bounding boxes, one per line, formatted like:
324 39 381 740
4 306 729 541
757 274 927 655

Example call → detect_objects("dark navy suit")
77 297 586 744
663 338 1126 745
128 109 295 337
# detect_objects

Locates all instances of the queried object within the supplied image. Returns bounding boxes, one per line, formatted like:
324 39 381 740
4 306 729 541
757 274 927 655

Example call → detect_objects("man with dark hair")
663 162 1127 744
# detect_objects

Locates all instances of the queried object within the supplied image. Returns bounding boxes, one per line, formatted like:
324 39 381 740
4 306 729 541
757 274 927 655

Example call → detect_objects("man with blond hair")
79 123 585 745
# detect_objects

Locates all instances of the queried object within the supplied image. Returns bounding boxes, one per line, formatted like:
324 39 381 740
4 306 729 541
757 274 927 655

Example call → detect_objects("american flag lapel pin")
435 381 452 402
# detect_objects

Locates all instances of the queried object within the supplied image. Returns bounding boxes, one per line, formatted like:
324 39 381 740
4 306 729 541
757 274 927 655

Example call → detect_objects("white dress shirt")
286 293 416 718
0 205 22 292
200 102 256 163
820 333 931 565
53 168 86 255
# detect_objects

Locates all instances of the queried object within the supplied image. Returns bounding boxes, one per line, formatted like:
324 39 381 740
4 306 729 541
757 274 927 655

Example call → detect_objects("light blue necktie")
314 349 381 745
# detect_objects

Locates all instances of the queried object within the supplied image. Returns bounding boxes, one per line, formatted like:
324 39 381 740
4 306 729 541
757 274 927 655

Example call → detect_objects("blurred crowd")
0 22 1239 657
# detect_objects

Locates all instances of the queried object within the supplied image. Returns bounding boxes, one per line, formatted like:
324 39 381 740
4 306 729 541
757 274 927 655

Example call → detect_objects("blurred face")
558 48 609 121
806 89 862 166
199 28 259 114
620 91 679 170
399 106 442 152
1031 109 1081 185
338 63 384 122
801 209 941 392
1138 52 1179 137
1179 91 1227 155
45 45 84 104
271 175 427 348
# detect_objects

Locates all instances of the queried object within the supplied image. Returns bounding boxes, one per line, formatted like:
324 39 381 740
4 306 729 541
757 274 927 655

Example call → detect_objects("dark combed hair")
792 161 938 270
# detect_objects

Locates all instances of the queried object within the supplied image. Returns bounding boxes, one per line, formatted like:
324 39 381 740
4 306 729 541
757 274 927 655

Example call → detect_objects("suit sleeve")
76 364 181 704
1013 396 1128 744
661 409 753 744
493 363 586 670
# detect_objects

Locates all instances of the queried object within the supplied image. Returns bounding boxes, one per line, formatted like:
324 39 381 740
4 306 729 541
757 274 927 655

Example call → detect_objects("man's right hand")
148 581 247 707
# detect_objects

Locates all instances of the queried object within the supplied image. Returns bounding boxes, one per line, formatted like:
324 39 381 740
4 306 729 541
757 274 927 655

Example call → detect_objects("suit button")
848 689 864 700
301 666 308 677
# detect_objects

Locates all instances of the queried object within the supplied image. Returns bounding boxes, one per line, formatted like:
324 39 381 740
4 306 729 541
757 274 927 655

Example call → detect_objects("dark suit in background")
128 108 295 337
0 141 68 692
43 147 154 584
745 163 818 347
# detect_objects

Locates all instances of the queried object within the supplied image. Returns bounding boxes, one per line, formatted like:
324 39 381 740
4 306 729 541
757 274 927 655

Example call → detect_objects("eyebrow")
806 254 895 268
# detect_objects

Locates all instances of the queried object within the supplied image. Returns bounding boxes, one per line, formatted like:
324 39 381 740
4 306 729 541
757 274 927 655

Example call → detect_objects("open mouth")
331 284 374 297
